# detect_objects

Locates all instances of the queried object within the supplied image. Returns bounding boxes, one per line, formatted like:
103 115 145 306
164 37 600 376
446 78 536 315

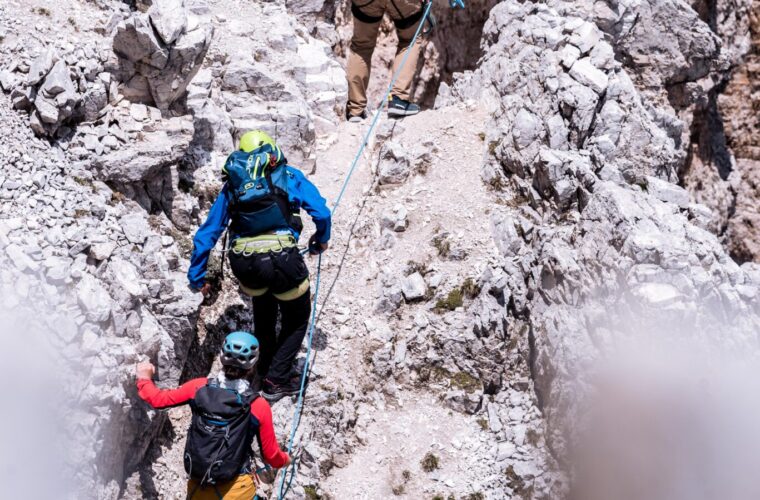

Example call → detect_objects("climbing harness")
231 234 298 256
275 0 466 496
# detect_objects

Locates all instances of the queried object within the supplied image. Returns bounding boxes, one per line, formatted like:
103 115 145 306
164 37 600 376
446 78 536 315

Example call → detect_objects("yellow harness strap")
273 278 310 301
239 278 310 301
239 283 269 297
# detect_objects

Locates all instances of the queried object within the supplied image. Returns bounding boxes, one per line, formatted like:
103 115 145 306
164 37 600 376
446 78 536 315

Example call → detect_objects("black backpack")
184 380 257 486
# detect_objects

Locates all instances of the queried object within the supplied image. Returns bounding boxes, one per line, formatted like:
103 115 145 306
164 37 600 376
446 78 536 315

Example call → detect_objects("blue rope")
275 3 435 498
276 253 321 500
331 0 434 218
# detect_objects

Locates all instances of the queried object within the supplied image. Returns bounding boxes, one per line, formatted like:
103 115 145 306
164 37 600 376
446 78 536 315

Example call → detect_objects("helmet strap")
223 365 249 380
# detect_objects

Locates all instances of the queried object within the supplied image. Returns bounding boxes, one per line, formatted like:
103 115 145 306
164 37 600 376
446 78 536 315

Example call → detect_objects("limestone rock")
440 2 760 487
149 0 187 45
27 48 58 86
6 244 39 273
190 100 233 153
80 82 109 122
76 275 113 323
568 58 608 94
645 176 690 208
381 205 408 232
401 272 426 302
377 142 410 185
90 242 116 261
91 117 193 182
112 6 213 111
0 77 201 500
120 213 151 244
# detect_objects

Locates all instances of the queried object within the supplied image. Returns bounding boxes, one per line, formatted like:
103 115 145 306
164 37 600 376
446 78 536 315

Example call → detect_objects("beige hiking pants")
347 0 426 116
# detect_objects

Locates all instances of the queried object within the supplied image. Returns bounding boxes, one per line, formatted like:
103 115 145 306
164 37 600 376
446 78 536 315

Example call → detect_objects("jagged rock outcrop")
442 0 760 493
721 5 760 161
721 5 760 262
665 1 758 248
587 1 756 244
182 1 347 173
0 3 208 496
726 160 760 263
112 0 213 112
0 91 202 498
442 2 686 186
0 44 113 138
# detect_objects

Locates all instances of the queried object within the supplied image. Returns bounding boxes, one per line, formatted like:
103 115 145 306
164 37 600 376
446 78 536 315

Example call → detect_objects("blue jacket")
187 166 331 289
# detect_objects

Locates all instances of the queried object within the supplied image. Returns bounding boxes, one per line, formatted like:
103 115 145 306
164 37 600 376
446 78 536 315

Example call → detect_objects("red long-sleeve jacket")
137 377 289 468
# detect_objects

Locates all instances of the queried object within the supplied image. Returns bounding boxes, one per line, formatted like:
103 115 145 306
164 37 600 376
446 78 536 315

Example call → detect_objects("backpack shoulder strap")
240 389 258 406
221 152 239 178
264 165 295 221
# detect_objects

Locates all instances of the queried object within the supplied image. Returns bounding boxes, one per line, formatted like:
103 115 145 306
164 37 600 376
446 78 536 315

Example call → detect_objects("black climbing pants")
251 290 311 384
228 247 312 384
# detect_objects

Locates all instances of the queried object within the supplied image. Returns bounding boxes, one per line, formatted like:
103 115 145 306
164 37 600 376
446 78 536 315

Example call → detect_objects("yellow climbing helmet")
239 130 276 153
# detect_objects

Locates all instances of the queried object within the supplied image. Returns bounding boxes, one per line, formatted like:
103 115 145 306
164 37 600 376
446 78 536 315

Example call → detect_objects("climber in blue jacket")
187 130 331 402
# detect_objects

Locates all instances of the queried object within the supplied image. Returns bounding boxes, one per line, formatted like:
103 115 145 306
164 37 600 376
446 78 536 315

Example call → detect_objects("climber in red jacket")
136 331 290 500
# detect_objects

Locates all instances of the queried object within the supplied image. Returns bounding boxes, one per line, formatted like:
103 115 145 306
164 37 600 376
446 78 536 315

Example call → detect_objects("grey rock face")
442 1 760 495
112 4 212 111
0 40 114 139
90 115 193 183
182 5 348 171
190 100 233 153
0 74 202 498
444 4 685 186
601 0 721 97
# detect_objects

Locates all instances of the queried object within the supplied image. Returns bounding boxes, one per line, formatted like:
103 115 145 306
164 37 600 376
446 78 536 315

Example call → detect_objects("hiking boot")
346 108 367 123
387 95 420 118
261 377 304 403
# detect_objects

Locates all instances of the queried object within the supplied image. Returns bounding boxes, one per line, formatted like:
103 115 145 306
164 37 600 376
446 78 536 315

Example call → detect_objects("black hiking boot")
261 376 306 403
346 107 367 123
387 95 420 118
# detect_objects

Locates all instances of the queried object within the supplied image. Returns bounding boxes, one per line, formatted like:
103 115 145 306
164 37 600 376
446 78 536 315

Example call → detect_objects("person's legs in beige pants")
390 17 424 101
347 15 382 116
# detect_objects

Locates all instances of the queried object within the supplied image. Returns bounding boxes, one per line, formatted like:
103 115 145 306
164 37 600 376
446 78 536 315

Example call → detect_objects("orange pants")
186 474 256 500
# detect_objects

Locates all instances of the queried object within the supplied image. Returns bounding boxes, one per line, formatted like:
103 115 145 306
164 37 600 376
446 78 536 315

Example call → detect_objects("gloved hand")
253 465 277 485
308 234 329 255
